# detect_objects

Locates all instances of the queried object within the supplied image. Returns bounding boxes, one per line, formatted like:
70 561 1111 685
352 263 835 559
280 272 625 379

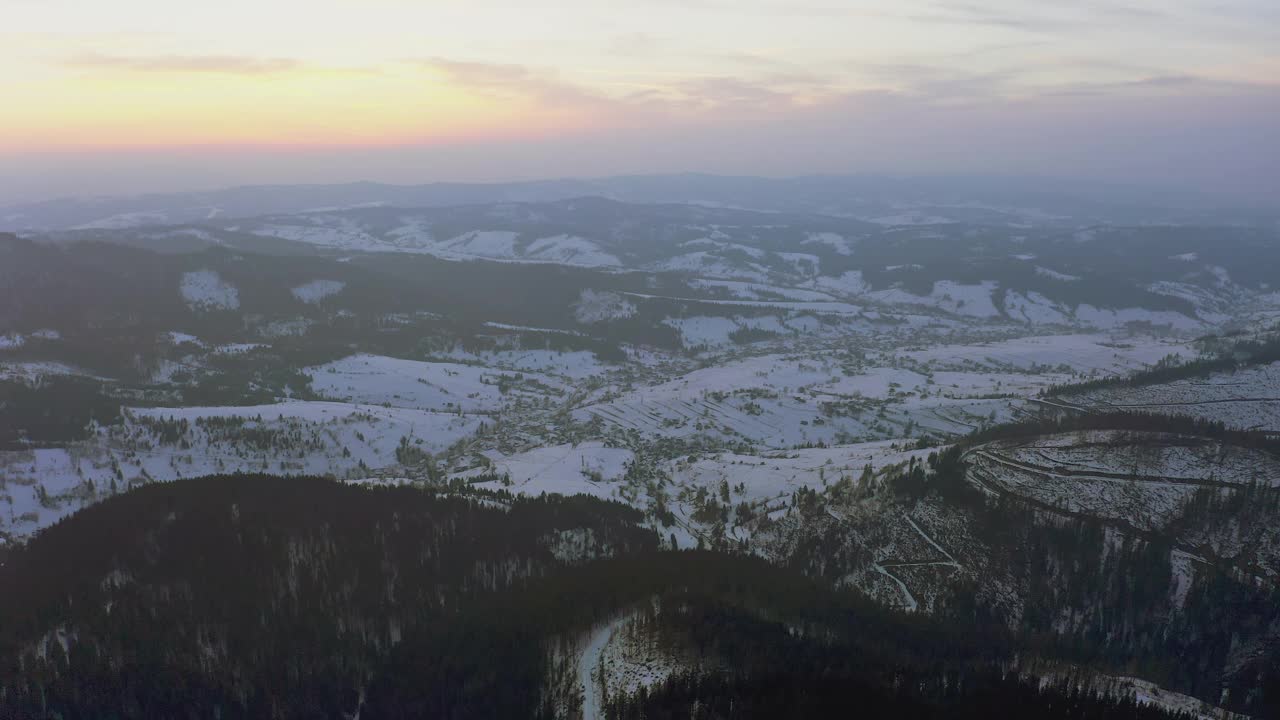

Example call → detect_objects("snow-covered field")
441 347 607 379
251 218 385 251
626 291 863 316
570 335 1186 449
463 439 933 551
308 353 567 413
0 361 100 383
1 323 1214 547
574 290 636 324
688 279 839 302
662 313 823 348
0 401 480 541
1059 361 1280 432
291 279 345 304
1073 304 1203 331
966 431 1280 533
699 272 1208 330
671 442 929 510
249 217 628 268
572 353 852 447
963 429 1280 588
646 251 770 282
524 234 622 267
866 281 1002 318
895 333 1193 375
459 442 634 501
180 270 239 311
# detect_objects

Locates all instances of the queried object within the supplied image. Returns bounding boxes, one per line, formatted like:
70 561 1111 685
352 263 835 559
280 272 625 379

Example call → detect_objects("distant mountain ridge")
5 173 1274 232
11 191 1280 335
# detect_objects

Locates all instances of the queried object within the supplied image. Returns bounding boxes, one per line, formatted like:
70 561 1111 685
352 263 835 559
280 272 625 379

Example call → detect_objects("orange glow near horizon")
2 65 603 152
3 1 1276 161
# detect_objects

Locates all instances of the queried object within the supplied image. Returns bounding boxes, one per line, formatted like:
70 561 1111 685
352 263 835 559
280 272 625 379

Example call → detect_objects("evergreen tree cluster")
0 475 655 718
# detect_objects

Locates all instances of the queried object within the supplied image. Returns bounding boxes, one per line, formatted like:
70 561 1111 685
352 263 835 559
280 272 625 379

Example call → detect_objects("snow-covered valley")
3 185 1279 718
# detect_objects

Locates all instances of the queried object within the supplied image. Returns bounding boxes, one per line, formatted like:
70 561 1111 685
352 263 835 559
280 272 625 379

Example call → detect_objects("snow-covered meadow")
0 402 480 541
307 353 569 413
1059 361 1280 432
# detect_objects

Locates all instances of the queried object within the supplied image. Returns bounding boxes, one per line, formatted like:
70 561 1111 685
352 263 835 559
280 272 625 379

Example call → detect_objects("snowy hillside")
1055 361 1280 432
180 270 239 311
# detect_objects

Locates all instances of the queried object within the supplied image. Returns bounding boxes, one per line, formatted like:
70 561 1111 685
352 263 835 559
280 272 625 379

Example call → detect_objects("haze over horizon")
3 0 1278 205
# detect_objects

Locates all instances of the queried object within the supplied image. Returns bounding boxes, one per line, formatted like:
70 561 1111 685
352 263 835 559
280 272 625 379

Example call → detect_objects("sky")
2 0 1278 204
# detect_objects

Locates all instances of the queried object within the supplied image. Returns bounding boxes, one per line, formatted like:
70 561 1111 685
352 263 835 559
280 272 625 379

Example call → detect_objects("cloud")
4 79 1277 208
412 57 605 107
851 61 1019 100
62 52 300 74
903 3 1081 33
890 1 1169 34
844 52 1277 103
675 76 811 110
609 33 666 56
413 51 1252 129
416 55 840 119
1039 73 1277 98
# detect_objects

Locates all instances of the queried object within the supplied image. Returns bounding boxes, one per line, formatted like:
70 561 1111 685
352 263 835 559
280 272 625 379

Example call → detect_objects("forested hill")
0 474 1212 720
0 475 655 718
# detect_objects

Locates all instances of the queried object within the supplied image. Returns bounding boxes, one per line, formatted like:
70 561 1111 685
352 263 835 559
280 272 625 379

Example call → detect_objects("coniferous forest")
1 469 1272 719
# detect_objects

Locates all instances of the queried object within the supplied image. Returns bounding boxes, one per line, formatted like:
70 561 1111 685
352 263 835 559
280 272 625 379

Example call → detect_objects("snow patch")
867 281 1001 318
1074 305 1199 331
291 279 346 305
1035 266 1080 282
71 211 169 230
574 290 637 324
440 230 519 258
803 232 854 255
525 235 621 267
180 270 239 311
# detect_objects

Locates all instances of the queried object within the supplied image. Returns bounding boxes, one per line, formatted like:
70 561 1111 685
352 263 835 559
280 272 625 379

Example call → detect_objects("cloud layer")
63 53 300 74
1 0 1277 203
